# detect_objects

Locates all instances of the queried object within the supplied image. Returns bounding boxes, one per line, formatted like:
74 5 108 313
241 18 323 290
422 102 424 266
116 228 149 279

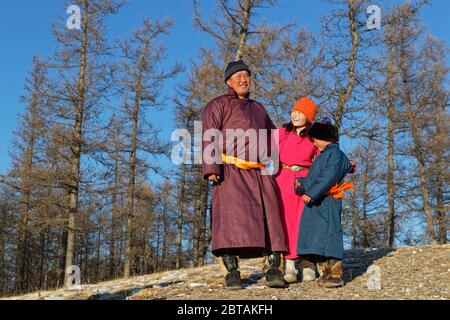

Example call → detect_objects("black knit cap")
308 117 339 143
224 60 251 83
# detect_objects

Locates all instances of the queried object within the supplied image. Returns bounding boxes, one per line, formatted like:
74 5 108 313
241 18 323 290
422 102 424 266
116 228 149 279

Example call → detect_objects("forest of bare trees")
0 0 447 297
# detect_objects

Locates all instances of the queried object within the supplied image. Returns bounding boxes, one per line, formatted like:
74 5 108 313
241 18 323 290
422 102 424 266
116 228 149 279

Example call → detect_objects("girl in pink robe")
274 97 319 283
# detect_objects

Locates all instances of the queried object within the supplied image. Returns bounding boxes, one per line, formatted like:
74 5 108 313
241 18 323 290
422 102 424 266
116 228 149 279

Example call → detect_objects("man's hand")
208 174 220 183
302 195 312 204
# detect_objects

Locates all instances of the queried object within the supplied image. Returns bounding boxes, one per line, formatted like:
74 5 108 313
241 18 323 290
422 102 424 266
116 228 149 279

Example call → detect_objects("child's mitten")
294 177 305 195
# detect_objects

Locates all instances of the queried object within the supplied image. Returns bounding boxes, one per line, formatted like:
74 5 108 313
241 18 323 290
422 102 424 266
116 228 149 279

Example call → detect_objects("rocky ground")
3 244 449 300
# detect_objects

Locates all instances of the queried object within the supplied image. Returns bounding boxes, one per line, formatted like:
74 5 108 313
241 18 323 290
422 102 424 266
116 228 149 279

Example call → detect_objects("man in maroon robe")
202 60 287 289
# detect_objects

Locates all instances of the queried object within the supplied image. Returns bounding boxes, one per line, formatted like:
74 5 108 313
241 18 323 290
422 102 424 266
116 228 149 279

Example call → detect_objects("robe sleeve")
201 99 224 180
301 150 352 202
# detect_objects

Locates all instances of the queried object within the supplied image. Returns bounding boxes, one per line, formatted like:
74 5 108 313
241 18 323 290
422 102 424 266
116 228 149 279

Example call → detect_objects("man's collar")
227 87 251 100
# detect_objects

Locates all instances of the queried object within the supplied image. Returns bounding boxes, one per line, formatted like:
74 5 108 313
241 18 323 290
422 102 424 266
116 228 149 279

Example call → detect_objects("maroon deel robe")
201 88 287 257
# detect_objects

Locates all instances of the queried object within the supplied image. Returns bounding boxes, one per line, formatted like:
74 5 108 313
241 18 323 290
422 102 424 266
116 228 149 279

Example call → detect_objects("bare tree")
91 115 128 278
319 0 386 134
417 36 449 244
172 49 225 268
387 2 437 244
0 179 15 295
106 117 126 277
256 29 324 125
374 31 402 247
345 139 387 248
47 0 125 286
193 0 277 60
116 18 181 277
9 56 50 292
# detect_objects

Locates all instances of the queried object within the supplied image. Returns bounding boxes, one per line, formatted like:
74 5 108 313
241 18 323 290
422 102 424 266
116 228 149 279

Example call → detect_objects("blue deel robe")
295 143 353 260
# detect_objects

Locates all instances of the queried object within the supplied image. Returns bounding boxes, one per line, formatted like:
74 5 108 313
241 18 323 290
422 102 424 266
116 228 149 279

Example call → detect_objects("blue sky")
0 0 449 174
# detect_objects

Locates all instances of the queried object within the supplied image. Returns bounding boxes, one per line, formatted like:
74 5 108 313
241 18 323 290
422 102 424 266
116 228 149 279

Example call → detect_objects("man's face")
313 138 331 152
226 71 251 98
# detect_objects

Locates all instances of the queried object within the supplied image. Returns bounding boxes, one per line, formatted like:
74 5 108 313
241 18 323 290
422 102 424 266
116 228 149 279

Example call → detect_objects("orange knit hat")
291 97 318 124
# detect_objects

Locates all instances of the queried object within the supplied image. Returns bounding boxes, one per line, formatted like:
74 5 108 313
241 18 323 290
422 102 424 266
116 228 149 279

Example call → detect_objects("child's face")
313 138 331 151
291 111 307 127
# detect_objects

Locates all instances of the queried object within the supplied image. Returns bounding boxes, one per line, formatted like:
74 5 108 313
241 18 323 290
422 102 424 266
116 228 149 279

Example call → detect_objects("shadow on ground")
87 280 185 300
343 247 395 284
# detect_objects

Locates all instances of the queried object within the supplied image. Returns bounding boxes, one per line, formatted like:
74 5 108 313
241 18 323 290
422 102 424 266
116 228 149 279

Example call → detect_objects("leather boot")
299 256 316 282
266 253 288 288
222 255 242 289
317 259 344 288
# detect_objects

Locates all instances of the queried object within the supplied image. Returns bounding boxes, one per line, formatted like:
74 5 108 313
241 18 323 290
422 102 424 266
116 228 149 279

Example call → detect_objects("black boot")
222 255 242 290
266 253 288 288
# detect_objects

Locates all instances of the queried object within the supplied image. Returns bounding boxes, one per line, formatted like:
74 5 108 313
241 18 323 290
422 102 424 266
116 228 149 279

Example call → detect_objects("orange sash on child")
325 181 354 199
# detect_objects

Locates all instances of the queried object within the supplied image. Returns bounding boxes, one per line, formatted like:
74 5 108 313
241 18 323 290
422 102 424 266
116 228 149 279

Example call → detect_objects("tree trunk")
38 230 47 290
39 186 52 290
435 158 447 244
161 188 168 266
82 229 89 283
350 189 358 249
57 227 67 288
361 162 369 248
156 210 161 271
399 59 437 244
192 169 204 267
433 106 447 244
198 180 209 266
95 226 101 282
176 163 186 269
334 0 359 130
124 42 148 279
162 215 168 266
192 196 200 267
386 50 396 247
0 196 6 295
416 159 437 244
15 60 42 292
109 133 120 277
235 0 251 60
143 221 151 274
16 185 31 292
64 0 89 287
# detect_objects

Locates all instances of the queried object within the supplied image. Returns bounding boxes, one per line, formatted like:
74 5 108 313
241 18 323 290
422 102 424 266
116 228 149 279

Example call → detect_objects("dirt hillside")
3 244 449 300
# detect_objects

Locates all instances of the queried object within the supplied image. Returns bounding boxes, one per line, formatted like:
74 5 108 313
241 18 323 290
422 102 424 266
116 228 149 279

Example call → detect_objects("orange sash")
221 154 266 170
325 181 354 199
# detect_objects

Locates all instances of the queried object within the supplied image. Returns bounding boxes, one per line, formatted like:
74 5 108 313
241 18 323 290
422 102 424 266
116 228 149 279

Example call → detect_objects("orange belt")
222 154 266 170
325 181 354 199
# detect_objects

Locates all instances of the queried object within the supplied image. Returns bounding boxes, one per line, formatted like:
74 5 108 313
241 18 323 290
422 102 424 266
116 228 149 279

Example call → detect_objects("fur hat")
224 60 251 83
308 117 339 143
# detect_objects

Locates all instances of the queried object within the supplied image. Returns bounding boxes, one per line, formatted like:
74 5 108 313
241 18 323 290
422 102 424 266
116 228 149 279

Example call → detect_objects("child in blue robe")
294 117 354 288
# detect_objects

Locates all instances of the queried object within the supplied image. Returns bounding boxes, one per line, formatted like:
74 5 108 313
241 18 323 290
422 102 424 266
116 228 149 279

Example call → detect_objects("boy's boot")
266 253 288 288
299 257 316 282
222 255 242 290
283 259 298 283
317 259 344 288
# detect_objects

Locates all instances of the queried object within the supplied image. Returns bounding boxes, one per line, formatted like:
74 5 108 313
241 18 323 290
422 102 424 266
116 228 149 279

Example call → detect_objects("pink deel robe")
274 127 319 260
